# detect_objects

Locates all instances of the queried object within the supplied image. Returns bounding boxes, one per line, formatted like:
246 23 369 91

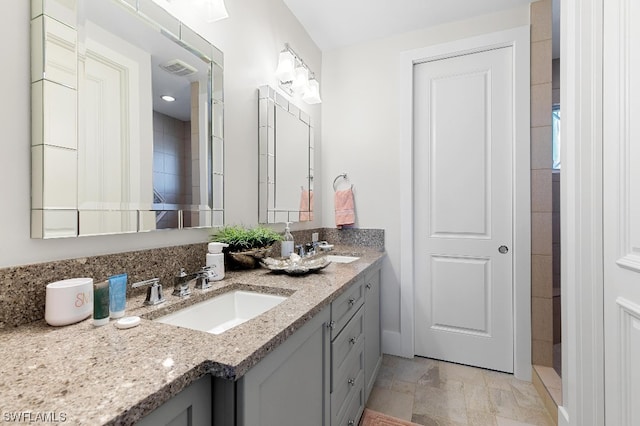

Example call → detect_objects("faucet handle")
132 277 159 288
175 268 188 279
132 278 165 306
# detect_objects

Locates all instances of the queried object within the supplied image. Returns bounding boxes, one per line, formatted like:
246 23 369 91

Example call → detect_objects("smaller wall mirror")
258 86 314 224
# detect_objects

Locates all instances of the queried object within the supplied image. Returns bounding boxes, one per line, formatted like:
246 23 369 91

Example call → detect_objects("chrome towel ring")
333 173 350 191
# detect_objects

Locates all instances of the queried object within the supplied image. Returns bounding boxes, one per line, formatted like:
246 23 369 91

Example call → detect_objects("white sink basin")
325 255 360 264
156 291 287 335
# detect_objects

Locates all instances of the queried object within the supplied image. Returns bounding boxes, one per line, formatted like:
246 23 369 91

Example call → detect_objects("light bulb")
303 79 322 104
291 66 309 92
275 51 296 82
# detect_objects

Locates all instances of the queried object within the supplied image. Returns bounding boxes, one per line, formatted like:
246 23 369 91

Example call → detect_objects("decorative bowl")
260 256 331 275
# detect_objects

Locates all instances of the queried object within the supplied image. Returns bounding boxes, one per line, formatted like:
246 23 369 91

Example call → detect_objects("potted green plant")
211 225 283 269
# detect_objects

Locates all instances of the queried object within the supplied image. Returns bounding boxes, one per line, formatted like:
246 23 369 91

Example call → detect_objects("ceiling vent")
159 59 197 77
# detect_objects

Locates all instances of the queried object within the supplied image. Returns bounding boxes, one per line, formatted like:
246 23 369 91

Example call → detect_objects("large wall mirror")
30 0 224 238
258 86 314 224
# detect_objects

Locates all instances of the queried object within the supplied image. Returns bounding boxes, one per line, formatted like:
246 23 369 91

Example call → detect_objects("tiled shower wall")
153 111 192 228
530 0 554 367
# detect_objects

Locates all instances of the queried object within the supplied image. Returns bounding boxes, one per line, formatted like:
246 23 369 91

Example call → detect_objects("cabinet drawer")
336 373 364 426
331 306 364 389
331 278 364 339
330 343 364 421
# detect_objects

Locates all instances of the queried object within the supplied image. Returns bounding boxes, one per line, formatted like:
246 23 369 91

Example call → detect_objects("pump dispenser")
281 222 294 257
207 242 229 281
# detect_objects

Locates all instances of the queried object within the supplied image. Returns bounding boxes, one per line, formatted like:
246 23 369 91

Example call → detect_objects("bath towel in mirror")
335 187 355 228
299 189 313 221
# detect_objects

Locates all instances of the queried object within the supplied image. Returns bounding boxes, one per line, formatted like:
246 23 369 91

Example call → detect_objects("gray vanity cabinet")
235 306 331 426
136 375 212 426
363 266 382 401
211 264 382 426
330 277 366 426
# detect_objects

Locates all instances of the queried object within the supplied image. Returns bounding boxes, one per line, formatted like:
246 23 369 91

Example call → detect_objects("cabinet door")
364 267 382 401
238 307 330 426
136 375 212 426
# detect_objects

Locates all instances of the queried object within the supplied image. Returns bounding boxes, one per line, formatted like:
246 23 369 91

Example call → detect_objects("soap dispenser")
207 242 229 281
281 222 294 257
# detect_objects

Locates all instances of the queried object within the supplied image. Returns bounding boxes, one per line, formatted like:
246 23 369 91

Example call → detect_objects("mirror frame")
258 85 314 224
30 0 224 238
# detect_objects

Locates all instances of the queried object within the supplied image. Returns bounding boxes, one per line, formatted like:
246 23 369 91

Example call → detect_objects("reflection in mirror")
258 86 314 224
30 0 224 238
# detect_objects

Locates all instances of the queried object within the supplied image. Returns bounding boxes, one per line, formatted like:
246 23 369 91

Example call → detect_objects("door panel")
604 0 640 423
414 46 514 373
430 71 489 237
430 256 490 335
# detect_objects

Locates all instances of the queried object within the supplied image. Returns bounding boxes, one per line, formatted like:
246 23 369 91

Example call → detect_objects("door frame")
398 26 532 380
556 0 606 424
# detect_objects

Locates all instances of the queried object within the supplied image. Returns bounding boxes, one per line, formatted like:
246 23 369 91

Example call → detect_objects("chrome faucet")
194 267 216 290
173 268 193 297
173 267 216 295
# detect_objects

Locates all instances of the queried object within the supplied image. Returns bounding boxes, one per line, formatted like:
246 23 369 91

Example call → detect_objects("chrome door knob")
498 245 509 254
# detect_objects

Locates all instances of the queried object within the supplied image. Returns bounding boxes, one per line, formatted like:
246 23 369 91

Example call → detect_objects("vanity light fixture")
161 95 176 102
291 65 309 92
275 50 296 82
303 78 322 104
275 43 321 104
203 0 229 22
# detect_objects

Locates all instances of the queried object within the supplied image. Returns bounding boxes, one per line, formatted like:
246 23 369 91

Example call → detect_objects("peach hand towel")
335 187 355 228
299 189 314 221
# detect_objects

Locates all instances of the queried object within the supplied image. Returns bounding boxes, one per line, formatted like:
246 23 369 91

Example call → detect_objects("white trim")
399 26 531 380
559 0 605 424
381 330 403 356
559 406 570 426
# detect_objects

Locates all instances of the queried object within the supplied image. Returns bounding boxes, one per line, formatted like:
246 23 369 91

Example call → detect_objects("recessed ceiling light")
161 95 176 102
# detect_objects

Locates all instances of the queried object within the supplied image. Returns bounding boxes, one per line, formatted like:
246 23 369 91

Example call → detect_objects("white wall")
320 6 530 354
0 0 321 268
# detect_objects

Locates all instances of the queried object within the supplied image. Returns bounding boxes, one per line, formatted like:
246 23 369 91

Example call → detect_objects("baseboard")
558 406 569 426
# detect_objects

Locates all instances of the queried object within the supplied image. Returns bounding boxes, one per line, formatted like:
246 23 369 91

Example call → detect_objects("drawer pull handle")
348 297 356 306
349 336 357 345
348 378 355 386
348 420 355 426
366 283 372 290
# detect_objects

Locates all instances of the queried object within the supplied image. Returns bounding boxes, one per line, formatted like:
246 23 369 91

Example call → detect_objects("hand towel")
335 187 355 228
299 189 314 221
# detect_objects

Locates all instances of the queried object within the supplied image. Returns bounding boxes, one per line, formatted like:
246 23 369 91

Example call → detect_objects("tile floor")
366 355 554 426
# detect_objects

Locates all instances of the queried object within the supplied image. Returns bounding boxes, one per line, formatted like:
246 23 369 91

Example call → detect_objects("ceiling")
282 0 535 50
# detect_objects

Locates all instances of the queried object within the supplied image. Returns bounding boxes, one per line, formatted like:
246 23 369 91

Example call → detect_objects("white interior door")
413 46 514 373
603 0 640 424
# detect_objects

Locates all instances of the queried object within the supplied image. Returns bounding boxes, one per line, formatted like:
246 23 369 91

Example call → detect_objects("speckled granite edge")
0 228 383 329
111 361 212 426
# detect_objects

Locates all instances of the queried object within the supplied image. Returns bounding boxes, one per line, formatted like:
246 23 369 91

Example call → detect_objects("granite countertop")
0 246 385 425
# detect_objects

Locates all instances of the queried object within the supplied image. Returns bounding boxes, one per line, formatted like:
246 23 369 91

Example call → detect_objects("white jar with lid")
45 278 94 326
206 242 229 281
